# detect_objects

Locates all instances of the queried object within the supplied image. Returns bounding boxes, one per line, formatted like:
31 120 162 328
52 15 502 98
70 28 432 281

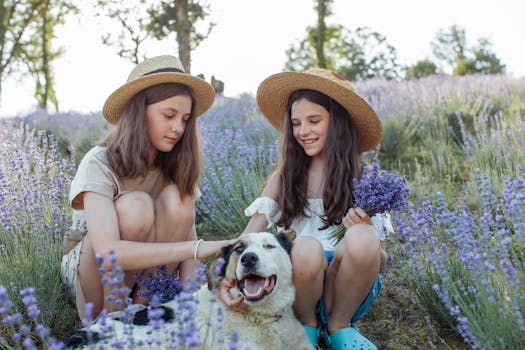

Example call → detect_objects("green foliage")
285 24 400 81
405 59 438 80
147 0 215 49
0 0 77 109
284 38 316 72
95 0 152 64
431 24 505 76
431 24 467 66
311 0 333 68
378 115 421 171
454 39 506 75
96 0 214 72
22 0 78 111
0 0 44 103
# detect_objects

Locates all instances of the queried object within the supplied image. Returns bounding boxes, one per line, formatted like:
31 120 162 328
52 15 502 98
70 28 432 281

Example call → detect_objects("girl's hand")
217 278 249 314
197 239 237 260
342 207 372 228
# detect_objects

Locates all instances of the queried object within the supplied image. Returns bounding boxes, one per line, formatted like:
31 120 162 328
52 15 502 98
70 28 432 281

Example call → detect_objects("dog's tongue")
244 276 266 296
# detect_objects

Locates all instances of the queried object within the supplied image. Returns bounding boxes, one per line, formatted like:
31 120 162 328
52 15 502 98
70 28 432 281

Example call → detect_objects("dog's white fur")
68 232 312 349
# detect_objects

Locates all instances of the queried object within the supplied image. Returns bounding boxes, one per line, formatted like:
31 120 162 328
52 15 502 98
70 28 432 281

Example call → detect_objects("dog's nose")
241 252 258 268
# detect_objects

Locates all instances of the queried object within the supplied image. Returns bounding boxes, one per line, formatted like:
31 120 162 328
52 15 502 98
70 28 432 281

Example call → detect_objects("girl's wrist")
193 239 204 260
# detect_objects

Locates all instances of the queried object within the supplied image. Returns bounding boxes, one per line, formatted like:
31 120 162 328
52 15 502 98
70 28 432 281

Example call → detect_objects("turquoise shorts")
316 250 382 326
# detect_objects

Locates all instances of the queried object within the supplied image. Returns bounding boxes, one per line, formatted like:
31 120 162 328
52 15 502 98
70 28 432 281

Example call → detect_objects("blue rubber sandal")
325 325 377 350
303 325 320 348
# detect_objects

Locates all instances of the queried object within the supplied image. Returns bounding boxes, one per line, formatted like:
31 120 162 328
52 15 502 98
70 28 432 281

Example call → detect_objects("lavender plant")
0 285 65 349
22 110 109 164
394 170 525 349
197 94 279 236
0 120 78 344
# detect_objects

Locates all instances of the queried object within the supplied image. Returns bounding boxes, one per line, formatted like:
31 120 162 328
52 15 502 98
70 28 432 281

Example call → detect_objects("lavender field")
1 74 524 349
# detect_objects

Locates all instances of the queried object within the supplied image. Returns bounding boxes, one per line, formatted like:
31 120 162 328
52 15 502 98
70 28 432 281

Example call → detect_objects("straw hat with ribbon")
256 68 382 152
103 55 215 124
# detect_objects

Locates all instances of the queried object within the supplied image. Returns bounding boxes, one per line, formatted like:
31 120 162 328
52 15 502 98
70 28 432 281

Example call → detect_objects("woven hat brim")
256 71 382 152
103 72 215 124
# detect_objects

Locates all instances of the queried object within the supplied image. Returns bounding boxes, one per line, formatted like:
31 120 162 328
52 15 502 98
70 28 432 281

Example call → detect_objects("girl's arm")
84 191 234 269
242 170 280 234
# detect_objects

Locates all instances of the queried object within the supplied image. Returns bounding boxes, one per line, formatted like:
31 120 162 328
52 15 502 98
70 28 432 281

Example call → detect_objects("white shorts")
61 240 87 320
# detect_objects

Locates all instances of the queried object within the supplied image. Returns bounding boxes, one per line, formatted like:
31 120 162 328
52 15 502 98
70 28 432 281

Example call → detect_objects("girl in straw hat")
219 68 392 349
61 55 235 320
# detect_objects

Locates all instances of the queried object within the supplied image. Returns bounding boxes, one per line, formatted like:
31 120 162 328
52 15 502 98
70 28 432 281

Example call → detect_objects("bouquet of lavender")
331 160 410 243
136 265 183 303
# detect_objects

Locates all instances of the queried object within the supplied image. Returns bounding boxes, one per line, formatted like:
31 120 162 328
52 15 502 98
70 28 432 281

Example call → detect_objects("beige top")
64 146 171 251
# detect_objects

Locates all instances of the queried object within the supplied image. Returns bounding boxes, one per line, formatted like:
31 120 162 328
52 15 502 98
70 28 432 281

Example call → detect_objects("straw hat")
103 55 215 124
256 68 382 152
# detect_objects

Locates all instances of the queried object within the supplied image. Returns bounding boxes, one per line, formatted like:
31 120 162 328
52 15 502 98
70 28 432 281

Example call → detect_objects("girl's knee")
292 237 327 279
115 191 154 241
341 224 380 265
155 184 195 222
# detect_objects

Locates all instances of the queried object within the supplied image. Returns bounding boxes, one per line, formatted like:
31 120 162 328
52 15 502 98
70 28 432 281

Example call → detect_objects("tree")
405 59 438 80
22 0 77 110
97 0 215 73
334 26 399 81
431 24 467 68
0 0 76 109
458 38 505 75
311 0 333 68
95 0 152 64
431 25 505 76
0 0 45 106
284 0 400 81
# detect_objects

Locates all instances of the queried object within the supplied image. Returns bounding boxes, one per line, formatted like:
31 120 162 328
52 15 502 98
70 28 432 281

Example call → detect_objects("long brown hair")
99 83 202 199
275 89 361 229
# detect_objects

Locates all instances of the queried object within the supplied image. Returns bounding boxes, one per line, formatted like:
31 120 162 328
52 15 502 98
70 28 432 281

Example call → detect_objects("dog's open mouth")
238 274 276 302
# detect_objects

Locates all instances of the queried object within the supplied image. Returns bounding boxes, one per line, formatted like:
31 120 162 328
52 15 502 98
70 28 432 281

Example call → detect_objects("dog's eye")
263 244 276 249
234 246 244 254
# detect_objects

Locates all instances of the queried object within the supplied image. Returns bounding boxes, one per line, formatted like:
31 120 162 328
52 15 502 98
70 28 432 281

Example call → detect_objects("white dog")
64 231 312 349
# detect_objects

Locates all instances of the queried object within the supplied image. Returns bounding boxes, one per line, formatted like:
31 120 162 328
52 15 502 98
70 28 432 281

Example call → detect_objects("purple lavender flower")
353 160 411 216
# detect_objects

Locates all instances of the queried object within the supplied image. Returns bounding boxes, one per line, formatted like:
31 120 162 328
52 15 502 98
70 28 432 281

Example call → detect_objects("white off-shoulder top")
245 196 394 251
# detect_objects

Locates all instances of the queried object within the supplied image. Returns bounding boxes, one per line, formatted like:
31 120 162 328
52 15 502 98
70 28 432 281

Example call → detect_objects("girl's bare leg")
78 191 155 317
291 236 327 327
152 184 199 287
324 224 380 334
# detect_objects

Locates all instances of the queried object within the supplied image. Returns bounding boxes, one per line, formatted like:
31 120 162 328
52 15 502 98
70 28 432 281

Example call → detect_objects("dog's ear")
275 229 296 255
282 229 296 242
206 242 236 290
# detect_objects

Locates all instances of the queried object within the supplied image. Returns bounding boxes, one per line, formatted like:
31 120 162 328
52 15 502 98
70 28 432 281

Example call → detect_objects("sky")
1 0 524 118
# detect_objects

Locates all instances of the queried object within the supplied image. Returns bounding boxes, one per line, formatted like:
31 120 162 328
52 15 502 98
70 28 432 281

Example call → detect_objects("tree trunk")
41 0 49 110
175 0 191 73
315 0 327 68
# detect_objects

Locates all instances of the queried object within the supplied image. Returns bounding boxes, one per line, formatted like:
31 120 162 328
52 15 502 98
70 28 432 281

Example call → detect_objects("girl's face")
146 94 193 157
290 98 330 159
